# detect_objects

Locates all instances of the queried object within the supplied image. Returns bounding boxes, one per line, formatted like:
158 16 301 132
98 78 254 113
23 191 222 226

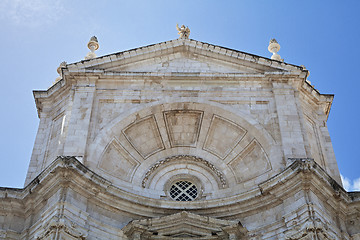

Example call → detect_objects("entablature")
1 157 356 216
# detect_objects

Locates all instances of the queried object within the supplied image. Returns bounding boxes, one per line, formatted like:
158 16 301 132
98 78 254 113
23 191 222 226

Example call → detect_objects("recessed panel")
123 115 164 159
99 139 139 182
164 110 203 147
229 140 271 183
45 113 65 166
203 115 246 159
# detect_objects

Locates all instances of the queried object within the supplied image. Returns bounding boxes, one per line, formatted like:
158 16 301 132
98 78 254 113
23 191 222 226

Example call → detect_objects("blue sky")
0 0 359 190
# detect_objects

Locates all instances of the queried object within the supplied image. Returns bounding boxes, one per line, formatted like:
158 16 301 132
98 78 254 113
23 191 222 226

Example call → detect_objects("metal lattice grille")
169 181 198 201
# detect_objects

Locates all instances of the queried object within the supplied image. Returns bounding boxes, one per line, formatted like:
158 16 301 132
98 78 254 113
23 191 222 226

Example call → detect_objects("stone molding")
35 215 87 239
288 157 314 170
141 155 227 188
85 100 280 193
284 218 337 240
0 229 21 239
67 38 303 73
1 157 354 209
3 35 357 239
1 156 359 238
122 211 248 239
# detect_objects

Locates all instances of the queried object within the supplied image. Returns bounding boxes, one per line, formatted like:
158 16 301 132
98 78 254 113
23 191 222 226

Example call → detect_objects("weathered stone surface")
99 138 139 182
1 157 359 239
1 37 357 239
164 110 203 147
123 115 165 159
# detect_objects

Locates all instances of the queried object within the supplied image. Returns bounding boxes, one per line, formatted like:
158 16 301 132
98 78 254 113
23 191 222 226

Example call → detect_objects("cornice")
0 157 357 218
30 38 335 117
32 71 316 117
66 38 304 73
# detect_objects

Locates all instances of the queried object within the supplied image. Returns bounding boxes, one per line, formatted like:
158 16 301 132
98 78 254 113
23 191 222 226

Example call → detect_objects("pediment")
68 38 302 75
122 211 248 240
98 51 264 74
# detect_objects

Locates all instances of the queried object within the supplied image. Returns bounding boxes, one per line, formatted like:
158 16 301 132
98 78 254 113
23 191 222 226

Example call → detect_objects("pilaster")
63 78 96 159
272 82 307 160
319 120 342 184
25 113 52 186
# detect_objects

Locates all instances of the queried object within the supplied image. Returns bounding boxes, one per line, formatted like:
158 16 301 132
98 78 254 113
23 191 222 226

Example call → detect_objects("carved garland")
284 218 336 240
142 155 226 188
35 216 87 239
288 158 315 171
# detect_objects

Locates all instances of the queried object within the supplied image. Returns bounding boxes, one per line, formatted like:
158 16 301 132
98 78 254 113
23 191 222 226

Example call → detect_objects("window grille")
169 180 198 201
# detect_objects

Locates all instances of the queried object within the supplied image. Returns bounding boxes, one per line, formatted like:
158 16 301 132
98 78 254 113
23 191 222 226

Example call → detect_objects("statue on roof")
176 24 190 39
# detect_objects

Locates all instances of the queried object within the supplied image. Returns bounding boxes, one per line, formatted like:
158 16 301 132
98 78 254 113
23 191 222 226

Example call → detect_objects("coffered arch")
85 100 282 199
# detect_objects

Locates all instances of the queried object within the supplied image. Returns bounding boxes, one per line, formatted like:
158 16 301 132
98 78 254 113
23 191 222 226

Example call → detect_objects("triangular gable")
102 52 258 74
67 38 303 75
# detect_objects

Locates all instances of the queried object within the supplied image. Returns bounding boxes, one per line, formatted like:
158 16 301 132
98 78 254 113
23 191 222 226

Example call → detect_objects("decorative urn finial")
176 24 190 39
55 61 67 83
85 36 99 60
268 39 283 61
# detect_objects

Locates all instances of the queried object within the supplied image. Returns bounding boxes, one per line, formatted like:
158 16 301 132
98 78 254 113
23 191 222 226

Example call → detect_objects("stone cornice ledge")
1 157 357 215
260 158 350 201
66 38 303 73
64 69 302 78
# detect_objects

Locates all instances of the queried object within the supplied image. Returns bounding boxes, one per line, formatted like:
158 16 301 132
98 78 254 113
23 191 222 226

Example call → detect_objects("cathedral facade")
0 31 359 239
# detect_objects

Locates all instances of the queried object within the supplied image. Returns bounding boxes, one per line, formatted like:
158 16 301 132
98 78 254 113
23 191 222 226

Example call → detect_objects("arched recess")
142 155 226 189
85 100 282 199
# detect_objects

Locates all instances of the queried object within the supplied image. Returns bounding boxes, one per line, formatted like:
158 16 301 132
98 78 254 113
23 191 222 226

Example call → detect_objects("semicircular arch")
86 100 282 198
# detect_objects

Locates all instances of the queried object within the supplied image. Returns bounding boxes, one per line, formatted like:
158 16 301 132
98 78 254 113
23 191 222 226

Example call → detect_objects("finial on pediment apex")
85 36 99 60
268 38 283 62
54 61 67 83
176 24 190 39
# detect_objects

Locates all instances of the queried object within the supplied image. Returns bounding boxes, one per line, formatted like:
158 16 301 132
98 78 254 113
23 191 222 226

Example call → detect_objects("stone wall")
12 38 352 239
2 157 359 239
